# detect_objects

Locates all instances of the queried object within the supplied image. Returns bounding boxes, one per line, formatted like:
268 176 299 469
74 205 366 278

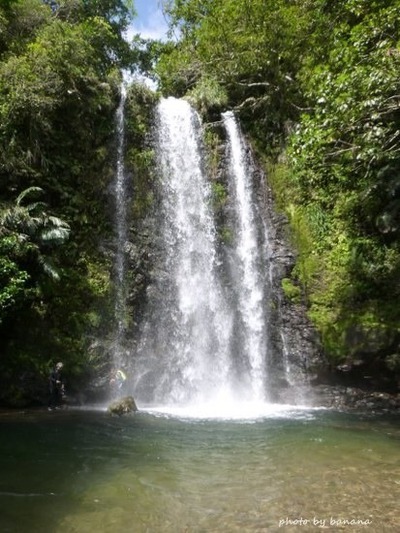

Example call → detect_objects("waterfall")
222 111 268 402
134 98 233 404
113 83 128 367
130 98 295 413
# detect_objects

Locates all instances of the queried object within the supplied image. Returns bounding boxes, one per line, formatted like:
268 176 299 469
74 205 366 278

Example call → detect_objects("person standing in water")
109 368 127 398
48 361 65 410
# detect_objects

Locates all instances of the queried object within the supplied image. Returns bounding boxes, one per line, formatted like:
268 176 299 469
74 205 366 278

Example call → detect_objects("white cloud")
125 10 169 42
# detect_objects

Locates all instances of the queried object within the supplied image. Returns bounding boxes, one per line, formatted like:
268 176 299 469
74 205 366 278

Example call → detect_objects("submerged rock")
108 396 138 416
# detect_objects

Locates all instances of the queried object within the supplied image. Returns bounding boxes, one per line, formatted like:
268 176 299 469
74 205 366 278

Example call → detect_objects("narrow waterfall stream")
222 111 269 402
112 83 128 367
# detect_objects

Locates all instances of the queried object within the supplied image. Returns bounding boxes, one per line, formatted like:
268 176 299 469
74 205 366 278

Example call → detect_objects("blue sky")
127 0 169 41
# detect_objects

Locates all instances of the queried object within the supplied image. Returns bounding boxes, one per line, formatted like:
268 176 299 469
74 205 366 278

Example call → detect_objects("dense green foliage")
0 0 138 405
154 0 400 383
287 1 400 364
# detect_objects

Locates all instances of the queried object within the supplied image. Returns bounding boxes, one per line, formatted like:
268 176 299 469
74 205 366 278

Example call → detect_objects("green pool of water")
0 407 399 532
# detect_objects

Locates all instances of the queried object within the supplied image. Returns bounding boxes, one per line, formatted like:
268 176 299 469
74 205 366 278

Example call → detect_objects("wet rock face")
311 384 400 414
257 168 327 387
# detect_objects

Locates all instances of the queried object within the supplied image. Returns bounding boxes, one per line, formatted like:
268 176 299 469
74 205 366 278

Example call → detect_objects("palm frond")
40 226 70 244
2 187 70 281
37 254 60 281
47 216 70 229
16 187 44 207
1 207 32 232
25 201 47 214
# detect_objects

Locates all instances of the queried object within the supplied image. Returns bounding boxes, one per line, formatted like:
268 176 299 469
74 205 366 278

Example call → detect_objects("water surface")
0 407 399 532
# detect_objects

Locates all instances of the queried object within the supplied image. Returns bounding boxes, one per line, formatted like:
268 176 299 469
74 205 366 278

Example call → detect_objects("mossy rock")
108 396 138 416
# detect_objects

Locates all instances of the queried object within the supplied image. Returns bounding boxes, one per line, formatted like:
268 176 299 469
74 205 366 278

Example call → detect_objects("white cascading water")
130 98 309 418
134 98 234 406
113 83 128 366
222 111 268 402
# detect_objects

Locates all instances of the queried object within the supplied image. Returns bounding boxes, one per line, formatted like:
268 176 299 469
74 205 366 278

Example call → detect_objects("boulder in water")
108 396 138 416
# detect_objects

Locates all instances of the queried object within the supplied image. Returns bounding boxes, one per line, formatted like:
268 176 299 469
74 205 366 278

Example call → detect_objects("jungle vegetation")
0 0 143 404
1 0 399 404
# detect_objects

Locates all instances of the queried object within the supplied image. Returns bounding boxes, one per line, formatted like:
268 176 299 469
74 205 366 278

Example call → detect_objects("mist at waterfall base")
124 97 308 419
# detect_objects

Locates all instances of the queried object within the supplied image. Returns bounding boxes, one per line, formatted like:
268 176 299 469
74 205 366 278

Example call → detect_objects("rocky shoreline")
311 383 400 415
